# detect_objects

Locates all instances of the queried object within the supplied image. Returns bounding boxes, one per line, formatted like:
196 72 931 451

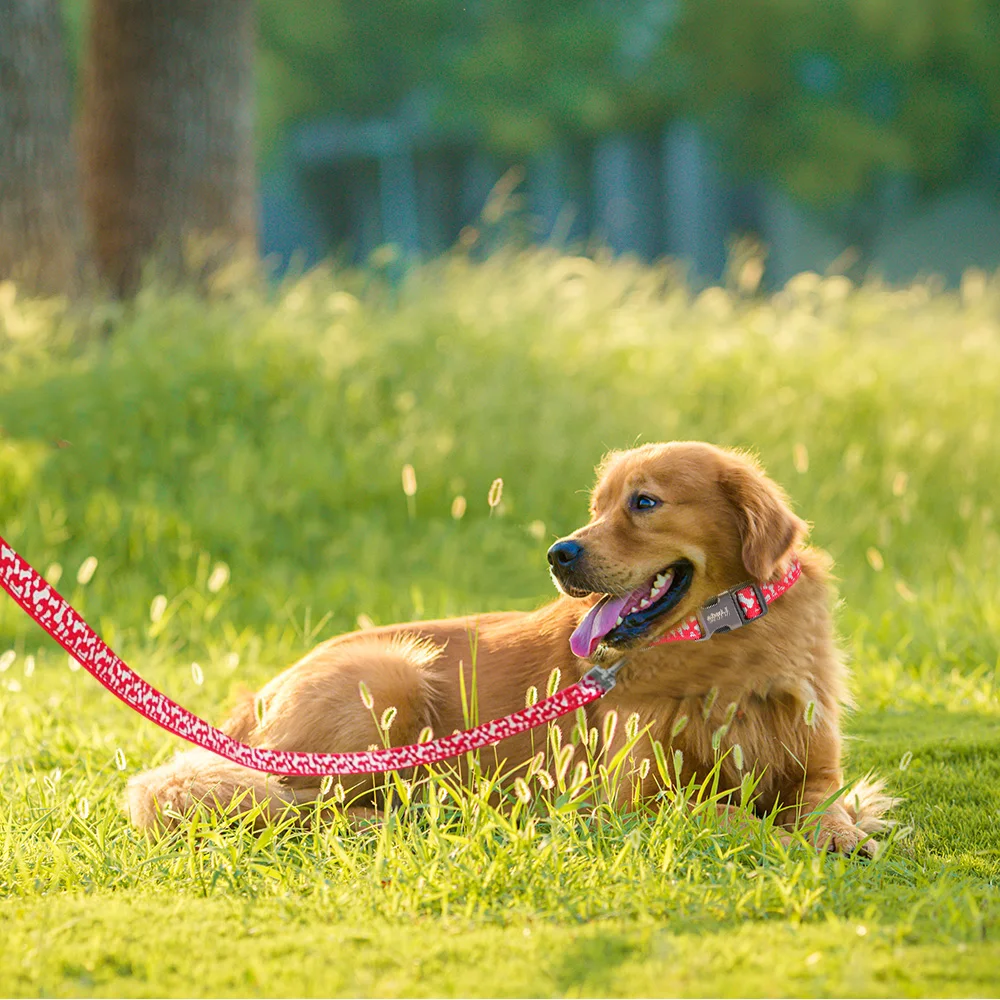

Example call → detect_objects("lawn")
1 253 998 998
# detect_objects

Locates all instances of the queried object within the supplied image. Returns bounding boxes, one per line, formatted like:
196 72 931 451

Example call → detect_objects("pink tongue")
570 593 632 659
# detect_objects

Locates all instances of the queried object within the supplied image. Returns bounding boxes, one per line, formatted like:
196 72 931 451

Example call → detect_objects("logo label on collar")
698 593 743 635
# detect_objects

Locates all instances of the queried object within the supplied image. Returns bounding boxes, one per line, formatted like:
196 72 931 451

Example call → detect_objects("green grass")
0 254 998 997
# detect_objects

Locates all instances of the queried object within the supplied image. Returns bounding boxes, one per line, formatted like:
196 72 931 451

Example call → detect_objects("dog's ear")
719 457 807 580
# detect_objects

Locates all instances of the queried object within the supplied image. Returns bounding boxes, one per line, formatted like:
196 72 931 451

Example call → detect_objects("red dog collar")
561 559 803 692
649 558 802 645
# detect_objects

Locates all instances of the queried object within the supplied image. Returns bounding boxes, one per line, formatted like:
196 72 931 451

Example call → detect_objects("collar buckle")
696 582 768 640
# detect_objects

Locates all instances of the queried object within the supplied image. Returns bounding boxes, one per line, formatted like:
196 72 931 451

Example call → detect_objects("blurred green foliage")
57 0 1000 201
256 0 456 158
0 254 997 710
672 0 1000 203
253 0 1000 203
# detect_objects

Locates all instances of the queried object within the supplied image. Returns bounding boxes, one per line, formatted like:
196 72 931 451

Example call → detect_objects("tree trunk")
0 0 84 295
82 0 256 297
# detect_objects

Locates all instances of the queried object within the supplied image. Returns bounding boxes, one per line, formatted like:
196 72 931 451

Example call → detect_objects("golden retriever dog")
128 441 890 853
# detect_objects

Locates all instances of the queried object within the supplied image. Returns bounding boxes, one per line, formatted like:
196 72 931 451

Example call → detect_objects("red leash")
0 533 799 775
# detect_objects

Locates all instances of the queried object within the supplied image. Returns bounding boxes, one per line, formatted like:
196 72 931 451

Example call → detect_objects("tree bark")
82 0 256 297
0 0 84 295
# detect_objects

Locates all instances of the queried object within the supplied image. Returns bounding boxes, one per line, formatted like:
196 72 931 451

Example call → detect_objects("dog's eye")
630 493 660 512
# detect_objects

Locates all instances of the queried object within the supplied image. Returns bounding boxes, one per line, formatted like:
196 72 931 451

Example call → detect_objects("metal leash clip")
583 657 629 692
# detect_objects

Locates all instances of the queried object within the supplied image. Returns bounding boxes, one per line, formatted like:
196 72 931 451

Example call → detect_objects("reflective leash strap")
0 534 613 776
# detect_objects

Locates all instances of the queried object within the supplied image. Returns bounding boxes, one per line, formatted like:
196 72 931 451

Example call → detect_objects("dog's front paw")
813 818 879 858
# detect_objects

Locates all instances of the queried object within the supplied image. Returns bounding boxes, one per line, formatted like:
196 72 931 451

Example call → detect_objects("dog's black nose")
547 539 583 569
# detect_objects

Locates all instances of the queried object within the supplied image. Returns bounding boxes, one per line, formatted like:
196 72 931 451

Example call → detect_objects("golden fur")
128 442 891 853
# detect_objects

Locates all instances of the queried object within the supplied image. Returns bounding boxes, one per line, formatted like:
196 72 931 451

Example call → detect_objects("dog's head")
548 442 807 660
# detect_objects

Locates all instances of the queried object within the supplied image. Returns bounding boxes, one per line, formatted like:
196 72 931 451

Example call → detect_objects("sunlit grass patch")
1 252 998 996
0 703 923 925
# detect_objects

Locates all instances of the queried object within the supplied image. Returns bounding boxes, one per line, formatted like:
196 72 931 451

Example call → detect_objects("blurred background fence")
267 102 1000 287
254 0 1000 286
5 0 1000 296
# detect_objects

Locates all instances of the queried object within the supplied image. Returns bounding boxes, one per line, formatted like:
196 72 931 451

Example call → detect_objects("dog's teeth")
616 616 623 625
654 574 666 587
639 598 650 608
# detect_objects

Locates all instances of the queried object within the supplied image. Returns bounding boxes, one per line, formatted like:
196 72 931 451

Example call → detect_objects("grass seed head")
207 562 230 593
546 667 561 698
602 710 618 751
76 556 98 586
625 712 640 741
487 477 503 509
358 680 374 710
702 687 719 720
513 777 532 804
652 739 669 781
149 595 168 624
866 547 885 572
401 464 417 497
380 706 397 732
556 745 575 782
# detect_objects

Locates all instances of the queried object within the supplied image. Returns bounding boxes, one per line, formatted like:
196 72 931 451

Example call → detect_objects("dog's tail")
842 774 900 835
125 688 294 832
126 747 296 832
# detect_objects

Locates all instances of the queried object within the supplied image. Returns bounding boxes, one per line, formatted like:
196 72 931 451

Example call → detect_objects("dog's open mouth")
569 560 694 659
